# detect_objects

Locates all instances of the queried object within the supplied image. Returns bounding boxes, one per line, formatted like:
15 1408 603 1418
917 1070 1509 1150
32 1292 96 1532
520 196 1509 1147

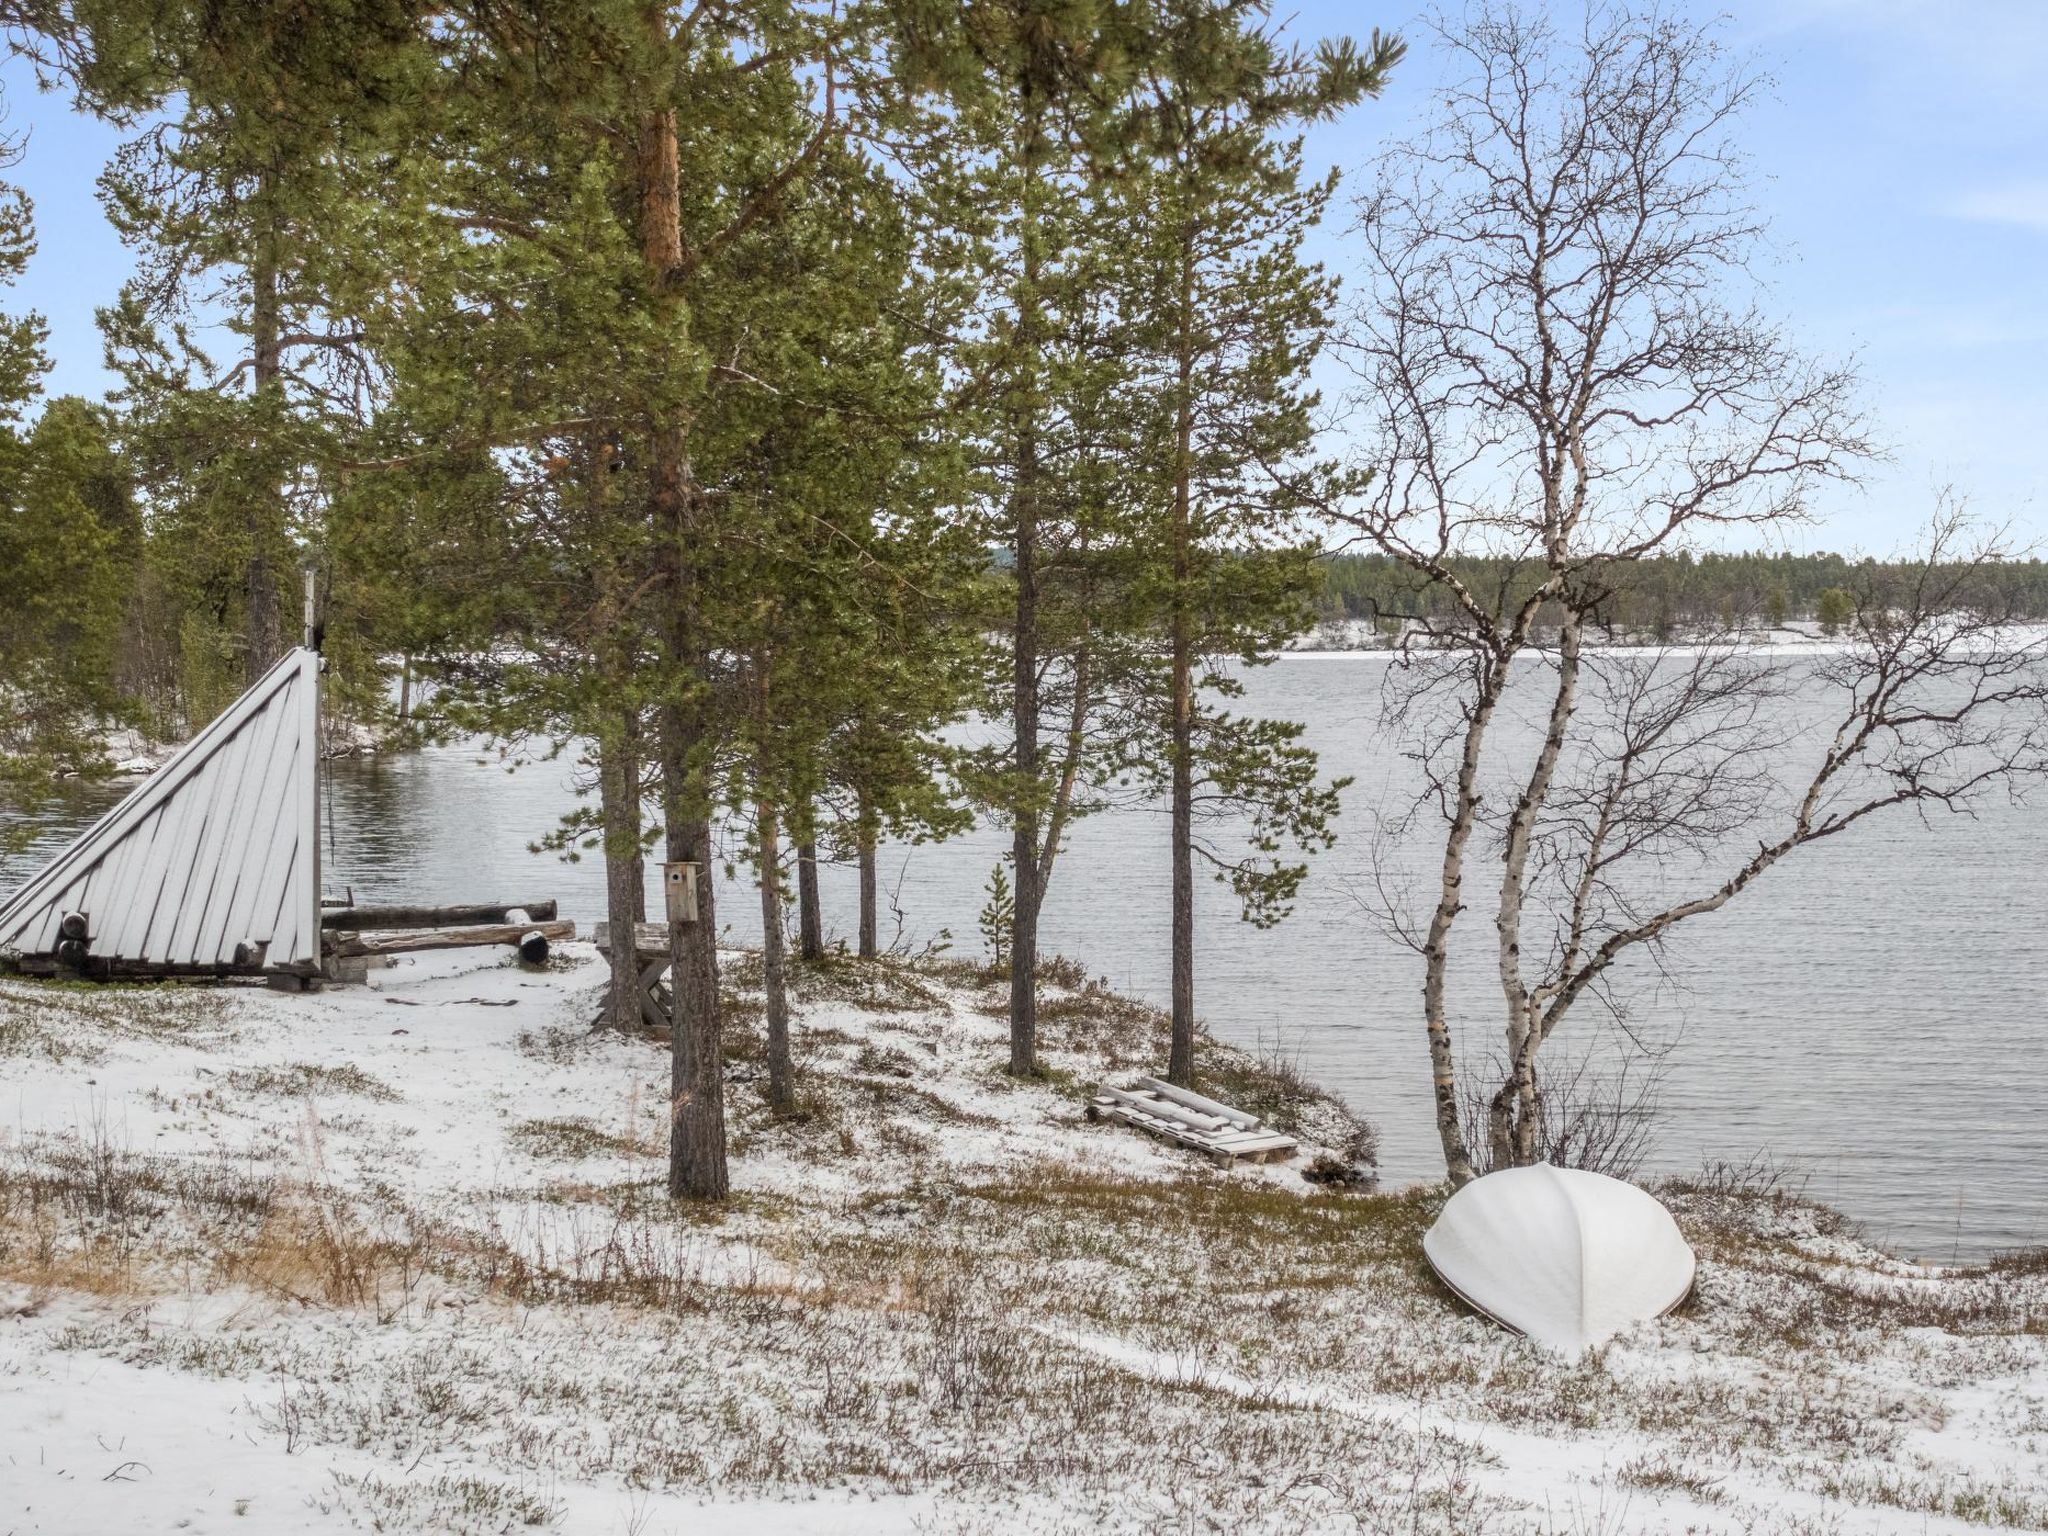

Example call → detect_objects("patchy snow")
2 946 2043 1535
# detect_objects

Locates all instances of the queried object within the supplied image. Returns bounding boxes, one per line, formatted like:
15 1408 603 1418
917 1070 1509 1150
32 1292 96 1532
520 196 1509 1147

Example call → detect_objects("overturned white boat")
1422 1164 1696 1353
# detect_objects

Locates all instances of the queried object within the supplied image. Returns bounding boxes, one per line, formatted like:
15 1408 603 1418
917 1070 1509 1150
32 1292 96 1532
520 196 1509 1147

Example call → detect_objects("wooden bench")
1087 1077 1298 1168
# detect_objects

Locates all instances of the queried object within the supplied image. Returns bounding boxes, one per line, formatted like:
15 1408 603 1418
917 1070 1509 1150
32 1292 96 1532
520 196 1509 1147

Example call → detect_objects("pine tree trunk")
1166 228 1198 1090
796 830 823 962
1010 501 1040 1075
245 172 284 685
758 796 795 1113
857 790 878 960
1007 130 1046 1079
664 785 725 1200
1034 638 1089 913
640 101 726 1201
600 709 641 1032
628 708 647 924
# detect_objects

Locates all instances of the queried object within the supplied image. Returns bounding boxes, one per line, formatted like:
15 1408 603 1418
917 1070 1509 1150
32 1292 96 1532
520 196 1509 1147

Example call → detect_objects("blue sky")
1 0 2041 554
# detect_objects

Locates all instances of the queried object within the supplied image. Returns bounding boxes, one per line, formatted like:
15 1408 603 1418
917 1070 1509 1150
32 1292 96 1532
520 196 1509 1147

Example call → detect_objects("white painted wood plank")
142 753 228 962
177 731 274 965
234 694 308 961
100 792 168 949
171 707 279 967
99 804 167 956
1212 1133 1297 1152
260 661 306 965
110 801 184 958
216 688 296 962
260 685 311 956
132 753 211 958
164 749 242 964
286 653 320 964
22 884 66 952
192 681 279 964
82 814 147 950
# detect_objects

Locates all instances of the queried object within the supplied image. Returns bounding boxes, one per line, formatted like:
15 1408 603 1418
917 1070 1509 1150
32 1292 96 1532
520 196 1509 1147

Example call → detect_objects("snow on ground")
2 946 2044 1535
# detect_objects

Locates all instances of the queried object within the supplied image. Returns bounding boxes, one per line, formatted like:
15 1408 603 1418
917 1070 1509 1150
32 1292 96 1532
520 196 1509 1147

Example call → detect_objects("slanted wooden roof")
0 648 322 974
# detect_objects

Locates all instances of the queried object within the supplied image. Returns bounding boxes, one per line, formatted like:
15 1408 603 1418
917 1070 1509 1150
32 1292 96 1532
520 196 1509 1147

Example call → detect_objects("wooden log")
1099 1085 1230 1134
321 900 559 932
1088 1093 1297 1166
1093 1101 1225 1158
1136 1076 1261 1130
328 919 575 959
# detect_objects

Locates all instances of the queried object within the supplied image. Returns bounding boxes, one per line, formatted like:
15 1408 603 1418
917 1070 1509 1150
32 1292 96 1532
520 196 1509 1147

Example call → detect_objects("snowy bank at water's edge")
1 947 2043 1535
1286 614 2048 657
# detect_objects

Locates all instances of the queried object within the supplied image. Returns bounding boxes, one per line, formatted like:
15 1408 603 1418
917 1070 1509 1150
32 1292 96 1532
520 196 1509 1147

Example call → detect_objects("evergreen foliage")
1314 549 2048 633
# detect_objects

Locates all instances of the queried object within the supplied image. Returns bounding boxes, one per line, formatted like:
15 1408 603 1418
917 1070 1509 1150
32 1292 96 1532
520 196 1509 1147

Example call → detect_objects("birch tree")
1334 5 2046 1185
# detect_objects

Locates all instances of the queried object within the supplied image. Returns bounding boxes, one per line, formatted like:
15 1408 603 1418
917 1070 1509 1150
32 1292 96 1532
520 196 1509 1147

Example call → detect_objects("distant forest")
1314 550 2048 631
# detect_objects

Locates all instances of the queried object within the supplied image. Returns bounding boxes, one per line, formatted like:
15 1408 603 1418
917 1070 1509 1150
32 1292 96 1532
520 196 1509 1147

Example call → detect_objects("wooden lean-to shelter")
0 648 324 981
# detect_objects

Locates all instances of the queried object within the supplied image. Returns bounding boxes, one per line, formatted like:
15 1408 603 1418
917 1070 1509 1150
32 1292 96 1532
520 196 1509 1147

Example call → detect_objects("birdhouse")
663 861 699 925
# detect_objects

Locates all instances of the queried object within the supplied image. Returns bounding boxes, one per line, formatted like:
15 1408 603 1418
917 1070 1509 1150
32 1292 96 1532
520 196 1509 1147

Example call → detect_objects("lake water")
5 652 2042 1262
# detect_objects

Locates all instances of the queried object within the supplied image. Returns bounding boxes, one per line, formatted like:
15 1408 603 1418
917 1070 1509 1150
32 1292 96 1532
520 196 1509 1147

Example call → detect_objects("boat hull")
1423 1164 1696 1352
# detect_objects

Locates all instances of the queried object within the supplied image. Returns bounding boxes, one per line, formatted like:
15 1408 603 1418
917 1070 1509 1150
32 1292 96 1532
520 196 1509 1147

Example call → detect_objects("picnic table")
593 921 674 1029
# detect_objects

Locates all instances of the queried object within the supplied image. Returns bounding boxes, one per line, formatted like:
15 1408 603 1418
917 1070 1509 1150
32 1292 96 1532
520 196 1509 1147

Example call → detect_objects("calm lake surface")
6 652 2042 1261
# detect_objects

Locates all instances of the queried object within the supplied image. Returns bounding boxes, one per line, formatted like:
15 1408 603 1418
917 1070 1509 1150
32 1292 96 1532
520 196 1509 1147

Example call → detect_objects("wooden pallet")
1086 1077 1298 1168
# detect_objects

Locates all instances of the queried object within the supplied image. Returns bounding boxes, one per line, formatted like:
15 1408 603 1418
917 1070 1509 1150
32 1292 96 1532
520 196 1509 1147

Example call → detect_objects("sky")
0 0 2041 556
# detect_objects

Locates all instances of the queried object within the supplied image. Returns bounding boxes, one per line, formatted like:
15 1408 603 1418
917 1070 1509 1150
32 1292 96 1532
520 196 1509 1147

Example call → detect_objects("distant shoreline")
1282 616 2048 658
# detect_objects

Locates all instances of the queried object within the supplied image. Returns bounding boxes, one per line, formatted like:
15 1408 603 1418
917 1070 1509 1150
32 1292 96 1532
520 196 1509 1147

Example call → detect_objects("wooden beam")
592 920 671 963
321 900 559 932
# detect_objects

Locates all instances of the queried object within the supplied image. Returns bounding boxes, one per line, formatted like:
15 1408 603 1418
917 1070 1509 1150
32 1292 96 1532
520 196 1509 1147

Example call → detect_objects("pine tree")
77 1 418 701
905 0 1153 1075
325 5 669 1040
1115 5 1399 1086
705 132 969 1110
0 130 131 801
341 0 951 1198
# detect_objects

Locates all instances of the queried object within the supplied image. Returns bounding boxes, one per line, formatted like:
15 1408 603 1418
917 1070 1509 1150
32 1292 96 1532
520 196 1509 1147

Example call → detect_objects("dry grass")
228 1195 430 1321
510 1115 651 1161
222 1061 402 1102
0 977 231 1063
0 1113 276 1299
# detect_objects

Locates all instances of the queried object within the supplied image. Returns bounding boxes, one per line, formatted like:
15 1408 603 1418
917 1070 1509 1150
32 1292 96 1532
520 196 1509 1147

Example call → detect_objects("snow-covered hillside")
2 947 2043 1534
